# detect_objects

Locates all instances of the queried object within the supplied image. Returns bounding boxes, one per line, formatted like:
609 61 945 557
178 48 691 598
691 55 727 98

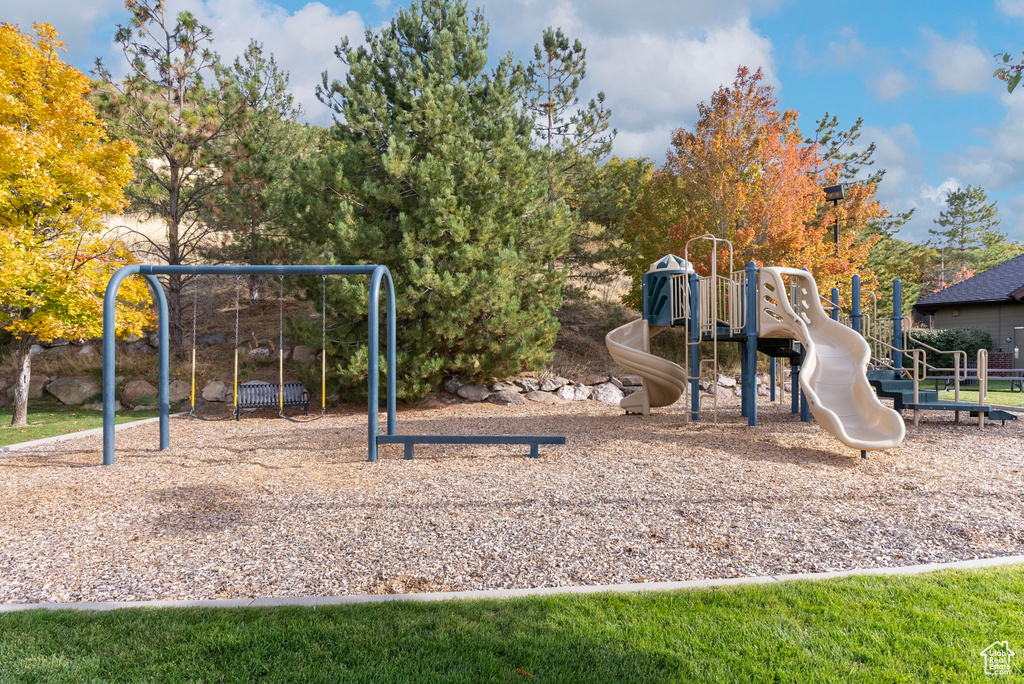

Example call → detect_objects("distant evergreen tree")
524 27 616 290
928 185 1001 284
287 0 571 399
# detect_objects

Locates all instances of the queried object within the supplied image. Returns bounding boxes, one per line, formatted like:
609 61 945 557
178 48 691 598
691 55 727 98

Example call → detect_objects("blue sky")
4 0 1023 244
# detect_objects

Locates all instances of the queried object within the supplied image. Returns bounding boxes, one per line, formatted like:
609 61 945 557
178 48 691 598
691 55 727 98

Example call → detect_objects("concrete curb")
0 412 187 454
2 554 1022 613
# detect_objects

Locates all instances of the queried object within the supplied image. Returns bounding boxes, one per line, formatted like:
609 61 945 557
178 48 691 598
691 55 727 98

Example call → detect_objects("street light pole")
823 184 845 257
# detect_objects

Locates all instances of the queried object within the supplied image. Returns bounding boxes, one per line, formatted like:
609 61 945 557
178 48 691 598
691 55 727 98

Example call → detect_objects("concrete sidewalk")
2 554 1021 613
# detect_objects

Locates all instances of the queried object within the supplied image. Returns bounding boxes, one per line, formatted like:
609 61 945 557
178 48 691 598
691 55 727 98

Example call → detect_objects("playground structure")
101 264 564 466
605 235 1017 456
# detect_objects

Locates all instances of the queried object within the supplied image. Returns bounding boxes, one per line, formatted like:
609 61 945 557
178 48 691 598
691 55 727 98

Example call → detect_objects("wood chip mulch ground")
1 396 1022 604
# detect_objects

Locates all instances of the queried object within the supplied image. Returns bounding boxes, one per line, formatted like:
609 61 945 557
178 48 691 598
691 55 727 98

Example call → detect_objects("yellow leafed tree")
0 23 151 427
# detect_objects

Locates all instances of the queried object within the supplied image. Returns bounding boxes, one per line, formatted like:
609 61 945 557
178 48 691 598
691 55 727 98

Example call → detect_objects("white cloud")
826 30 868 68
996 0 1024 18
97 0 365 125
919 177 960 205
871 69 913 101
0 0 122 49
481 0 778 161
921 30 991 95
585 19 776 134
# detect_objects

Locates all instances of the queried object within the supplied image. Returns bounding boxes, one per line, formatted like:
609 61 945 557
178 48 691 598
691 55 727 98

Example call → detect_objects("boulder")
717 374 737 388
539 376 569 392
45 377 100 406
84 400 122 412
442 375 463 394
584 374 610 386
524 390 557 403
514 378 540 392
555 383 591 401
78 345 99 358
757 385 771 397
615 374 643 387
122 379 158 407
126 341 153 356
590 382 625 404
148 333 160 348
202 380 228 402
247 347 271 359
169 380 191 403
488 389 526 406
292 345 316 364
703 384 731 399
6 375 49 400
197 333 224 347
456 384 490 402
622 385 643 396
29 344 44 357
491 382 521 393
415 396 448 410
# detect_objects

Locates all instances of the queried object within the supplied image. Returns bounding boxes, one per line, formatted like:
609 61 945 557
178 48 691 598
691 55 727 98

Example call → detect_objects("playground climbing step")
867 370 1018 424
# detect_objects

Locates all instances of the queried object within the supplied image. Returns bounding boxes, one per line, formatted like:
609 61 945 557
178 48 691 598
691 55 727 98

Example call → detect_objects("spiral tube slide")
605 319 688 415
758 267 905 451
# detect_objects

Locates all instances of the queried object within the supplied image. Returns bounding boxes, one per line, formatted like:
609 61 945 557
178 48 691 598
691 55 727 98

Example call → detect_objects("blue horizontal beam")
137 265 379 276
377 435 566 445
377 434 567 460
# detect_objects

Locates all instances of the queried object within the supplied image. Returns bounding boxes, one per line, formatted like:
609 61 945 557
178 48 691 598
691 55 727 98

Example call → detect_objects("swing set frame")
102 264 397 466
102 264 565 467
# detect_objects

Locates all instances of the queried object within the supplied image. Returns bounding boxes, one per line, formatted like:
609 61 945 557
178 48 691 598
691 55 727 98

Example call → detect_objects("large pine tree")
290 0 572 399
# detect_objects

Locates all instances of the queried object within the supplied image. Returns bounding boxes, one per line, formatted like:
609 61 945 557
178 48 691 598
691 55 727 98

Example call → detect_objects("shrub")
906 327 992 370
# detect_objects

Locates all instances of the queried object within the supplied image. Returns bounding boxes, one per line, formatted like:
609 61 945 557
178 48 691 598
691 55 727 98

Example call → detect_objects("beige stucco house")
914 253 1024 362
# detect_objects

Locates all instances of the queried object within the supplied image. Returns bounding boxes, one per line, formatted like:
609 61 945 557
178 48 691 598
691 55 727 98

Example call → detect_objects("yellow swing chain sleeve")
233 348 239 408
190 347 196 408
279 348 284 409
321 352 326 409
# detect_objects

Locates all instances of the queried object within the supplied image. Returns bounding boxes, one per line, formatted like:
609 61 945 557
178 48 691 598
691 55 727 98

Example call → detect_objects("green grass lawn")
1 566 1022 682
937 386 1024 409
0 405 160 447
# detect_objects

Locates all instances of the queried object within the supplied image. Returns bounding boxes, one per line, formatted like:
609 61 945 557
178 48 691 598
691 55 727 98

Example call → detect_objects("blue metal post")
851 274 862 336
744 261 758 426
791 363 800 415
385 269 397 437
689 272 700 421
893 279 903 369
831 287 840 322
740 341 748 419
145 275 170 451
103 265 141 466
769 357 777 401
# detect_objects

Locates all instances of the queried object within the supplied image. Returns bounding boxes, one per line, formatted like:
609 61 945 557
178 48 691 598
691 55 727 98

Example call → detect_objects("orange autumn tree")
0 23 150 427
622 66 887 308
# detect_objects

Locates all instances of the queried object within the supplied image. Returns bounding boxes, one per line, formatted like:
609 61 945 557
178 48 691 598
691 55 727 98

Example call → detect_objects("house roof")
914 253 1024 312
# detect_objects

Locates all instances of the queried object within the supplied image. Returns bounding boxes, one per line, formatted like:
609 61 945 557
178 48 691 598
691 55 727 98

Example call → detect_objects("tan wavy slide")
758 267 905 452
605 318 688 415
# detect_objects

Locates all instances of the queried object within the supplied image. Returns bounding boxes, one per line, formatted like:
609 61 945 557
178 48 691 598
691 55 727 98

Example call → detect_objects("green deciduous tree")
291 0 571 399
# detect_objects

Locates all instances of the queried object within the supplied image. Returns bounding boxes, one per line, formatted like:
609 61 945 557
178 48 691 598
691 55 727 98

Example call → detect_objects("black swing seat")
235 381 310 419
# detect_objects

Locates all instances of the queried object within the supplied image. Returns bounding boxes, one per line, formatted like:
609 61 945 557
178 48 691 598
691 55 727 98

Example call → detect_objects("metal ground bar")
376 435 567 460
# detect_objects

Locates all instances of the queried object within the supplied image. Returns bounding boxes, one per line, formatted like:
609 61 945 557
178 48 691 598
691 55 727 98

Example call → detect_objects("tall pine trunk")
167 273 185 361
10 335 33 428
